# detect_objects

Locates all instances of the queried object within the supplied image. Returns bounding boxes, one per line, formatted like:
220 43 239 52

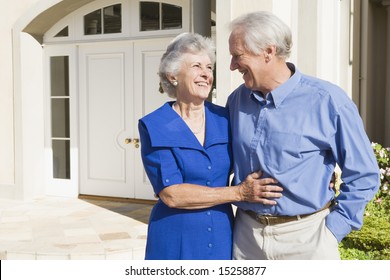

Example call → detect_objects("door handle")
132 138 140 148
124 138 140 148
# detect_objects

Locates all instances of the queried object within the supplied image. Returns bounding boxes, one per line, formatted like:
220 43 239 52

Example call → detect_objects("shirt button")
206 181 211 186
165 179 170 183
207 166 212 170
206 211 211 216
208 243 213 248
207 227 212 232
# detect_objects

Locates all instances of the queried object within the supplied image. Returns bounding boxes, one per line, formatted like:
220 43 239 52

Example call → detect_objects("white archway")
12 0 211 199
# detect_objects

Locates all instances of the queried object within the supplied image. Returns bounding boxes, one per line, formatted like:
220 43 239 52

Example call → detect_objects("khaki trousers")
233 208 340 260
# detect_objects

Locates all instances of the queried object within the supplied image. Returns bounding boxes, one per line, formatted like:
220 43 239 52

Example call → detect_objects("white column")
191 0 211 37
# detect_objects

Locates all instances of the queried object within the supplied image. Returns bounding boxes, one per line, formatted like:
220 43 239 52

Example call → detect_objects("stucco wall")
0 0 46 198
215 0 351 105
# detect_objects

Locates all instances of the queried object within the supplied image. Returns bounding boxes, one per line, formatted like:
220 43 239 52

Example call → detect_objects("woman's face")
174 52 214 103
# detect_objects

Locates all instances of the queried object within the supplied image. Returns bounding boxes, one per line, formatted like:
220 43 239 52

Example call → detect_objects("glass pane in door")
50 56 69 96
140 2 160 31
52 140 70 179
54 26 69 37
162 3 182 29
104 4 122 33
50 56 71 179
84 9 102 35
51 99 70 138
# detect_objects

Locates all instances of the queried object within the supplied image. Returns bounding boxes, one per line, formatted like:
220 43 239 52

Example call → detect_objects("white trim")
43 0 190 44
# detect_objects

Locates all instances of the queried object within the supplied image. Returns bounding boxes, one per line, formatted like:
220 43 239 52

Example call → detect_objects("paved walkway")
0 197 149 260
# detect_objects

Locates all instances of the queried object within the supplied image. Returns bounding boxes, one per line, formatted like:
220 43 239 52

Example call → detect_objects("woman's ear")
166 74 176 84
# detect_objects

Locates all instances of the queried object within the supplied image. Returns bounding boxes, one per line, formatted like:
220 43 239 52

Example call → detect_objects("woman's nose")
200 67 212 77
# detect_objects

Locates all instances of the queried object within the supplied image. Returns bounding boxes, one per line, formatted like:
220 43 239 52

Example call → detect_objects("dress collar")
143 101 229 150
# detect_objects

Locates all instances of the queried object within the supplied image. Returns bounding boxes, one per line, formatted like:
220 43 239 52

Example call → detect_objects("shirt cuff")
325 210 353 243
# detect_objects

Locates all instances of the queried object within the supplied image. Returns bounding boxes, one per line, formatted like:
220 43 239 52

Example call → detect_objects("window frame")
43 0 189 44
44 45 79 197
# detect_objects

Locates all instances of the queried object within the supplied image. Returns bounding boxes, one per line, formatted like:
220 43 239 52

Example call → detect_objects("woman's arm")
159 171 283 209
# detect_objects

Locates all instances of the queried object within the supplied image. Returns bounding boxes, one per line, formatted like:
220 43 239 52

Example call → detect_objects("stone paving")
0 196 151 260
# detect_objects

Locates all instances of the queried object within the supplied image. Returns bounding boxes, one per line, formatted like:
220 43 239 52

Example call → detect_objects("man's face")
229 32 266 92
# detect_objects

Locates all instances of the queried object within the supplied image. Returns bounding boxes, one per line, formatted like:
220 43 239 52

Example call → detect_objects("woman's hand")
238 171 283 205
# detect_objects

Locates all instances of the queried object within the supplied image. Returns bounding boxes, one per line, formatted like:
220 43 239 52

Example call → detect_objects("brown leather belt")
244 201 333 226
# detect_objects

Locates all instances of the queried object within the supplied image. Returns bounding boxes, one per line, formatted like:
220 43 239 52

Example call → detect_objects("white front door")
79 39 173 199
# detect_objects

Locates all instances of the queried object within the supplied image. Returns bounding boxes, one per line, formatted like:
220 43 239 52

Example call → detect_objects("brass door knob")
124 138 140 148
133 138 140 148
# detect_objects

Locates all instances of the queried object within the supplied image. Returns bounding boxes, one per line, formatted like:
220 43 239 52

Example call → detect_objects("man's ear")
263 46 277 62
264 45 277 56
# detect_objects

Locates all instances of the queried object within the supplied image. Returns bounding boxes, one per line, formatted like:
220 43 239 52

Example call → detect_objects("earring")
172 80 178 87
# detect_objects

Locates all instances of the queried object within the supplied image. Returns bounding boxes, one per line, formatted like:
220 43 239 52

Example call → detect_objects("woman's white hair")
159 32 215 98
230 11 292 59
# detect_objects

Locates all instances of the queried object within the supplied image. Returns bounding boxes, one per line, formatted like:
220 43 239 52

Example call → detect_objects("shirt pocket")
264 131 302 171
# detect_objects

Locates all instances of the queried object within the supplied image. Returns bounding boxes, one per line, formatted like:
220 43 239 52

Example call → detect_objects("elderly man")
226 11 380 260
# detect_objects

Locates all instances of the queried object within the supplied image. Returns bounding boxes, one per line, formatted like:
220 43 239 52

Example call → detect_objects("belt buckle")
258 215 271 226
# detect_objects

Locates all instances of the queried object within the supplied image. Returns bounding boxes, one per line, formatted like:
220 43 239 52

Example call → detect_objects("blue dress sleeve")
138 120 184 195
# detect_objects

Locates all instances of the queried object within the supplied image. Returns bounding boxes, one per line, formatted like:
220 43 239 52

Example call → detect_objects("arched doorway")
32 0 196 199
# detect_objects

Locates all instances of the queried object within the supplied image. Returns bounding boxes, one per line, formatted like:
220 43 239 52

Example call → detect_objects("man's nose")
230 58 238 71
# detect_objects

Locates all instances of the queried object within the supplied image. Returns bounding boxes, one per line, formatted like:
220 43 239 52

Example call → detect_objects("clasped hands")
238 171 283 205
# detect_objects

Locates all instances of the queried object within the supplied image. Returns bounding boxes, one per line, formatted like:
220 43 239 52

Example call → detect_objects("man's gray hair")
230 11 292 59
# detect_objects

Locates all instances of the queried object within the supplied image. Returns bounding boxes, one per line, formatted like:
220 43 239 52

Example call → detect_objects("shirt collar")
250 62 301 108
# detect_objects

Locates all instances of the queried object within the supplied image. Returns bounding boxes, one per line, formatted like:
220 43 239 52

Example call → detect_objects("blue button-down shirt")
226 63 380 242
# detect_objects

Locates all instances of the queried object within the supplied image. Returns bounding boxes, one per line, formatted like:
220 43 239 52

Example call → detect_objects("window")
54 26 69 37
44 1 188 42
84 4 122 35
50 56 71 179
162 3 182 29
140 1 182 31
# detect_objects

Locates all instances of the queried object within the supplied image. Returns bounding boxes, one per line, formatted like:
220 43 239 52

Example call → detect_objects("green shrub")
340 207 390 254
371 143 390 214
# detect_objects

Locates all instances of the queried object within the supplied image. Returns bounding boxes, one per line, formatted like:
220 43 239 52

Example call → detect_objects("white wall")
20 32 45 199
0 0 45 199
0 0 17 187
215 0 351 105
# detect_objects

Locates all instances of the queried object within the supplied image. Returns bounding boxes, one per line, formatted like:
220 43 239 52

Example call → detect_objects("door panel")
133 38 174 199
79 39 172 199
79 43 134 197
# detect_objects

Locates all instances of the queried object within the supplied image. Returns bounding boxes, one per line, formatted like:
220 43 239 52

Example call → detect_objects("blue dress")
138 101 233 260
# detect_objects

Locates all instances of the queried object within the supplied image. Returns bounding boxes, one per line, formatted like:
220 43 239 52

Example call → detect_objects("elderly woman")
138 33 282 260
